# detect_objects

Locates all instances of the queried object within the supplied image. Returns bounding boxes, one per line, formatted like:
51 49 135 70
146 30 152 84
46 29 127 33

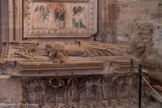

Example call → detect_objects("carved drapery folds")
46 40 130 57
1 40 132 63
46 40 131 63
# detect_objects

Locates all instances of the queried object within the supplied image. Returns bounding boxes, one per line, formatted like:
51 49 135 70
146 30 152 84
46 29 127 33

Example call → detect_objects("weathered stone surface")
18 75 161 108
0 0 162 108
21 75 139 108
0 41 139 77
98 0 162 78
0 76 21 108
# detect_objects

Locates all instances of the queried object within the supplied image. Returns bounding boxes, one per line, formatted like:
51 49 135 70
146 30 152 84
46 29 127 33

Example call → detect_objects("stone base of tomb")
0 55 143 108
0 74 156 108
21 74 139 108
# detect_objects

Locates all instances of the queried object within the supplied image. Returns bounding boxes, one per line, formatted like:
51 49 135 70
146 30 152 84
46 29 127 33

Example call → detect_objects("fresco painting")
32 3 87 30
54 4 66 29
72 6 86 29
72 6 85 15
33 4 52 29
34 5 51 24
23 0 99 38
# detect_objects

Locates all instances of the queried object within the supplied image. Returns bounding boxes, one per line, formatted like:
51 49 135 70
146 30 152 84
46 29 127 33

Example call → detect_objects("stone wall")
0 76 21 108
0 0 162 50
0 0 9 54
99 0 118 43
98 0 162 78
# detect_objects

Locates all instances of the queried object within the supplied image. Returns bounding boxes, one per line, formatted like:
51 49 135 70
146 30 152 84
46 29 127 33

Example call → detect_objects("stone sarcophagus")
0 40 142 108
0 40 138 77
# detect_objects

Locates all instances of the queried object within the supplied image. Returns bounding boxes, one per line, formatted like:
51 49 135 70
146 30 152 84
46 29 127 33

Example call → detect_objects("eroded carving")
21 75 150 108
15 42 39 59
0 40 139 76
46 42 69 63
1 40 133 64
45 40 131 63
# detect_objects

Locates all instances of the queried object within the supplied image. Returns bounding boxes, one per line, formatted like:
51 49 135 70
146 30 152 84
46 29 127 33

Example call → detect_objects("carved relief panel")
21 75 140 108
23 0 98 38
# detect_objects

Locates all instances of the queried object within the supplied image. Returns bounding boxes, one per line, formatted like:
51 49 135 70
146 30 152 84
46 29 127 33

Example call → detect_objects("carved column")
100 0 118 44
0 0 9 55
8 0 23 41
15 0 23 41
8 0 14 41
0 0 1 55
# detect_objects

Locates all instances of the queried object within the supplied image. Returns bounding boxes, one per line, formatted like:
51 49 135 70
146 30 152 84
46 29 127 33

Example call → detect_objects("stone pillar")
0 0 9 55
0 0 1 55
99 0 118 44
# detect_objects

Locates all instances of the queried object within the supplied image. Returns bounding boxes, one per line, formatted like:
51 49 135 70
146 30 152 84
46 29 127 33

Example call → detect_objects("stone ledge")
0 75 10 79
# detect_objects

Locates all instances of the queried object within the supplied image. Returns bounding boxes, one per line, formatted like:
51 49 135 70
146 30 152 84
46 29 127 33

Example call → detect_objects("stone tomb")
0 40 143 108
0 0 150 108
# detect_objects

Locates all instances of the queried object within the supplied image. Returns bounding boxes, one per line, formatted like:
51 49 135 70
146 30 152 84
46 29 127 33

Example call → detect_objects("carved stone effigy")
0 40 138 76
45 40 132 63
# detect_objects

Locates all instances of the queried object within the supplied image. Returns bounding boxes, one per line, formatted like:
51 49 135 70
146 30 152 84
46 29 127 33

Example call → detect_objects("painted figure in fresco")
34 5 50 25
34 6 40 12
72 18 86 28
40 5 45 11
72 6 84 15
54 4 65 29
72 6 86 29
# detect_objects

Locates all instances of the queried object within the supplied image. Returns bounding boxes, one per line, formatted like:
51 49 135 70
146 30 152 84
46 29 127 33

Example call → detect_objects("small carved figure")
46 42 68 63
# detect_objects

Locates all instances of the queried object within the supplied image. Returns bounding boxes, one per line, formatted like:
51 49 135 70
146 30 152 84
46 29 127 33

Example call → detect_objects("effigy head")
46 42 65 53
45 42 68 63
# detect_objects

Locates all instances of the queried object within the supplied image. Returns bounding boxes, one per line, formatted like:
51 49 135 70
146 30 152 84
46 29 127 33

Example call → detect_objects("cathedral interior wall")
0 0 162 108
